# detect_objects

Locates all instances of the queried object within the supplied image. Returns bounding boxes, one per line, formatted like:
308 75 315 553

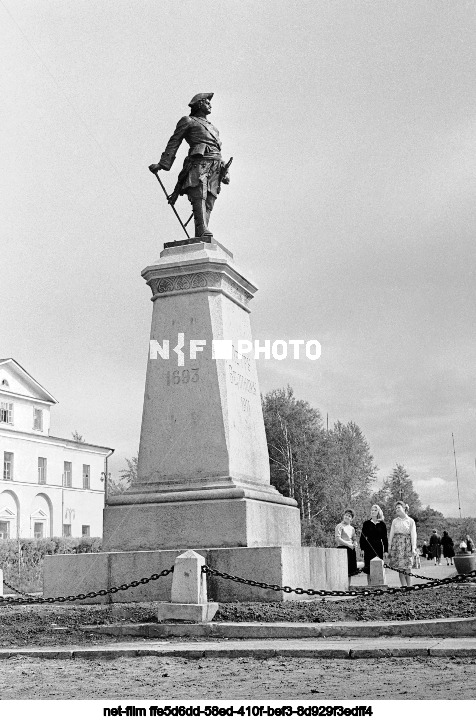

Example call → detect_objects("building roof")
49 435 114 453
0 358 58 404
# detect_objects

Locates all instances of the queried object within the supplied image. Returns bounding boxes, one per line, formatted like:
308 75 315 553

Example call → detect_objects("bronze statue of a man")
149 93 230 239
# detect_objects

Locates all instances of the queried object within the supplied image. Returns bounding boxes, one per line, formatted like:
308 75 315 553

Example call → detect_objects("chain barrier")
2 580 36 598
385 560 476 583
0 566 174 606
383 562 442 582
1 561 473 608
202 564 476 597
349 559 452 583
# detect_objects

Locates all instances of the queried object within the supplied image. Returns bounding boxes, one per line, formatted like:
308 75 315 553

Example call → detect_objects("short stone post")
0 568 3 597
157 550 218 622
369 557 387 588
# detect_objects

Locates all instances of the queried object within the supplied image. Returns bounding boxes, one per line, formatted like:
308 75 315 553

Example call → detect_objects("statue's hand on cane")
148 163 164 175
166 189 180 206
148 160 189 236
149 163 179 206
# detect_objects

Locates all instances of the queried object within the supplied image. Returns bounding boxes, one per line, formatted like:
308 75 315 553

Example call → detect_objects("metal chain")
359 530 448 582
0 566 173 606
2 580 37 598
202 564 476 597
1 561 472 607
383 563 442 582
202 565 367 597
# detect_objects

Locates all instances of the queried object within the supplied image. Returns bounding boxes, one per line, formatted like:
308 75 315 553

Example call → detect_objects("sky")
1 0 475 518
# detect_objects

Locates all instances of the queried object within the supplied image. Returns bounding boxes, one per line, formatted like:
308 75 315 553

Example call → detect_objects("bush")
0 537 102 594
301 518 335 547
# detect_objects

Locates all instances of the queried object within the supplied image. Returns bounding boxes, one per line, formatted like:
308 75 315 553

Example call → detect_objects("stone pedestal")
156 550 218 622
369 556 387 588
103 238 301 552
43 238 348 601
43 545 348 603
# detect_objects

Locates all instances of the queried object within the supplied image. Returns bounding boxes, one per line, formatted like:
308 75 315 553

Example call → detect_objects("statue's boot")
205 194 215 233
192 199 213 239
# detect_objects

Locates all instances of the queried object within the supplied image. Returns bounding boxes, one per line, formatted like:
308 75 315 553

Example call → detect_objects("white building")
0 358 113 539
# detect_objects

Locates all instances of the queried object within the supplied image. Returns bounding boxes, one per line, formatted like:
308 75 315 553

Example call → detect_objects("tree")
262 386 377 545
441 517 476 547
119 453 138 487
107 476 129 496
106 454 139 497
72 430 85 443
262 386 324 519
324 421 377 526
413 505 445 543
372 464 422 521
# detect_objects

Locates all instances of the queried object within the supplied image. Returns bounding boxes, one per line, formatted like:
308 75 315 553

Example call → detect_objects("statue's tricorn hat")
188 92 213 107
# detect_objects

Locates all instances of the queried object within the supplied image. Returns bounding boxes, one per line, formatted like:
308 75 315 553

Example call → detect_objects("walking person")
429 529 442 565
414 545 422 569
335 509 359 590
465 535 474 553
359 504 388 585
387 501 417 587
422 541 429 560
441 530 455 566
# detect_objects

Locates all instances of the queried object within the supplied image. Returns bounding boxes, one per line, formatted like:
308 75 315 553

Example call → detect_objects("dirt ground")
1 560 474 702
0 655 475 700
1 561 474 648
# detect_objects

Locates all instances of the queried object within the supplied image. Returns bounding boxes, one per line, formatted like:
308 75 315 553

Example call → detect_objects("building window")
63 461 72 487
33 408 43 431
34 522 44 539
3 452 13 480
0 402 13 424
38 457 47 484
81 525 90 537
63 524 71 537
0 521 10 539
82 464 90 489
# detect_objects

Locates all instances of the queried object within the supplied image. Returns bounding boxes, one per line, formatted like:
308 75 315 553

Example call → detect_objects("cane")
150 168 190 239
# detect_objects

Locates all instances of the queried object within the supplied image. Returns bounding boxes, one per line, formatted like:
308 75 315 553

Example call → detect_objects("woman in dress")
335 509 359 589
441 530 455 566
359 504 388 585
387 501 417 587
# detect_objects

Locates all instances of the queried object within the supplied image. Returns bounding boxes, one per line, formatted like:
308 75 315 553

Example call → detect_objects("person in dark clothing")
441 530 455 565
426 540 434 561
429 529 442 565
359 504 388 585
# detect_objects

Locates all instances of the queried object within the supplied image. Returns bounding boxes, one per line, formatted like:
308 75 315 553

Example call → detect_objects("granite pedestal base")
103 496 301 552
156 602 219 622
42 240 349 605
43 545 348 603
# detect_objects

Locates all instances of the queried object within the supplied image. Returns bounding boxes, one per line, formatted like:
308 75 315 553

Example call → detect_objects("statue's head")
189 92 213 116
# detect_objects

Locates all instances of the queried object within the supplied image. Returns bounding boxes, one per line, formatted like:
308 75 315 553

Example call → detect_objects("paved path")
350 557 456 588
1 635 476 659
80 616 476 638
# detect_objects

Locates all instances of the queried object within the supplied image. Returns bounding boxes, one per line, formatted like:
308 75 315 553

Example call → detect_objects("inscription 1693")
166 368 199 385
